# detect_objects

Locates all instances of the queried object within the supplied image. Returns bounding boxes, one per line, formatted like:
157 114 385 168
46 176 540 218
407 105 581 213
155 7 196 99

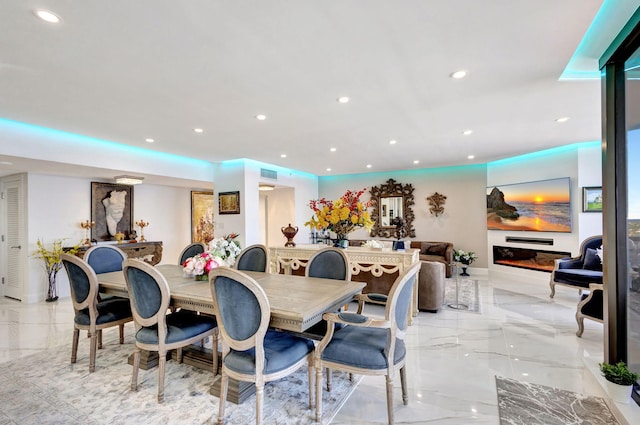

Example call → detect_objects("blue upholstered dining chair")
84 244 127 274
122 259 218 403
178 242 206 265
306 247 351 281
209 267 315 425
314 261 421 425
234 244 268 272
60 253 133 373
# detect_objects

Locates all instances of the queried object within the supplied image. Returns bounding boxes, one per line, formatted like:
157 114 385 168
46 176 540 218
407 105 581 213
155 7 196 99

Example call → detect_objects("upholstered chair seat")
74 298 132 326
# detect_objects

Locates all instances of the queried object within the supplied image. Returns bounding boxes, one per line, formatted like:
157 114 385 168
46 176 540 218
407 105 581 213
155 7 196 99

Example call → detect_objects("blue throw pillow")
583 248 602 271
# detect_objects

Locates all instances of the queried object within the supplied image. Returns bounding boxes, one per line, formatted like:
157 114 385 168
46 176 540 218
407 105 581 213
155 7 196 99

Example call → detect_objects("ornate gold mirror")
369 178 416 238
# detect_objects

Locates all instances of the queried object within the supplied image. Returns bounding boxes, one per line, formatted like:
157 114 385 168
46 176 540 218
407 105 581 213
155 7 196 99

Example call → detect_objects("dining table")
97 264 366 403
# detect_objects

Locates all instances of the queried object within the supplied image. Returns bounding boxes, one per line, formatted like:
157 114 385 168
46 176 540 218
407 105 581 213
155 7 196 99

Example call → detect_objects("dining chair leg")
177 347 183 363
158 350 166 403
315 362 323 423
308 361 314 409
131 347 140 391
385 375 394 425
89 331 97 373
212 331 219 376
119 324 124 344
255 383 264 425
400 366 408 405
326 368 332 391
218 373 229 425
97 329 103 349
71 328 79 364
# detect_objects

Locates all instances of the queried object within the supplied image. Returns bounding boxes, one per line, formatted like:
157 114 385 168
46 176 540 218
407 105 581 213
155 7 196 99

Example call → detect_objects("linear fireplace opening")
493 245 571 272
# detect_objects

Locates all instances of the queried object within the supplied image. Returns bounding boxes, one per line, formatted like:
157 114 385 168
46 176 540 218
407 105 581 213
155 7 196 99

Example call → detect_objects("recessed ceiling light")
366 164 372 168
413 160 420 164
463 130 473 135
194 128 204 133
114 175 144 185
389 140 397 145
467 155 475 159
555 117 570 123
330 147 337 152
326 168 332 172
450 70 467 79
280 154 287 158
256 114 267 121
258 184 275 191
337 96 350 104
34 9 61 24
145 138 155 143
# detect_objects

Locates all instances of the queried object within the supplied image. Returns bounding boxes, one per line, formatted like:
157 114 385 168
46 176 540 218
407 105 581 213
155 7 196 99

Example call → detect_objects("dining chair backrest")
305 247 351 281
209 267 270 355
234 244 268 272
84 245 127 274
61 253 99 314
386 261 421 334
122 259 170 329
178 242 206 265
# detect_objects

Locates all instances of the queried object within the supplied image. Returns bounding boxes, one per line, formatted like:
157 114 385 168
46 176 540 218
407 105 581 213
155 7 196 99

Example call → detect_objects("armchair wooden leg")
131 347 140 391
158 350 166 403
400 366 408 405
576 312 585 337
71 328 79 364
385 375 394 425
256 383 264 425
549 281 556 298
218 373 229 425
315 361 323 423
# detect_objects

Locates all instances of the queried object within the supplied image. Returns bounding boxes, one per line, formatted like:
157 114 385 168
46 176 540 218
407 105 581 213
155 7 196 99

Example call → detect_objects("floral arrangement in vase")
33 239 78 302
304 189 374 246
183 233 241 280
453 249 477 265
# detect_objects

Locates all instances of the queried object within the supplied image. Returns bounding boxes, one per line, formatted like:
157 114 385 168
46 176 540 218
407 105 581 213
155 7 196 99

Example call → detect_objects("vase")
459 260 471 276
195 274 208 281
46 270 58 302
605 380 632 404
334 235 349 248
281 223 299 247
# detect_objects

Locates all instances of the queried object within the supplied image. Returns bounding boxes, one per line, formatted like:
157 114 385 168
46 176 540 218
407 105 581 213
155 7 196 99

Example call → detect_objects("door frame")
1 173 27 301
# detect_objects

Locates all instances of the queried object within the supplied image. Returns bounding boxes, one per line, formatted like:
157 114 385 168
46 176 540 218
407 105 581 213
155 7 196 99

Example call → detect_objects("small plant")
599 361 639 386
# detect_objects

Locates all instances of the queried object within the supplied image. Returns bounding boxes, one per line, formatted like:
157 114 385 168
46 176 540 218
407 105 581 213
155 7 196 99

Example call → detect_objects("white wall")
318 165 489 267
486 142 602 281
265 187 296 247
25 174 195 302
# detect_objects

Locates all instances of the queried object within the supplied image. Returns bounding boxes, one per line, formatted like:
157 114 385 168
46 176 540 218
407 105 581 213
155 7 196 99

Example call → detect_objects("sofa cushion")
554 269 603 288
421 243 448 256
583 248 602 271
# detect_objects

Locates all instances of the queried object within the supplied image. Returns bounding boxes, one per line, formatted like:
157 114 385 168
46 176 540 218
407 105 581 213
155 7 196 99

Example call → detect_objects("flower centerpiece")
33 239 78 302
182 233 241 280
453 248 477 277
305 189 374 247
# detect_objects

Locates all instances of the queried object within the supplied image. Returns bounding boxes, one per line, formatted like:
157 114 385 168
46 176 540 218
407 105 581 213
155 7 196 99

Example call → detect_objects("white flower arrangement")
453 249 477 265
182 233 241 277
361 240 384 249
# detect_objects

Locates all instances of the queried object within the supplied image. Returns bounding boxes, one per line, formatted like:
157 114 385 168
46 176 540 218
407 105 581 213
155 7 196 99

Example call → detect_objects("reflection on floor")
0 272 636 424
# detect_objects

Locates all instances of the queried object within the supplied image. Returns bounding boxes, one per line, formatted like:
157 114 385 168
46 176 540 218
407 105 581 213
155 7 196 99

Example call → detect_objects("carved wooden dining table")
97 264 366 403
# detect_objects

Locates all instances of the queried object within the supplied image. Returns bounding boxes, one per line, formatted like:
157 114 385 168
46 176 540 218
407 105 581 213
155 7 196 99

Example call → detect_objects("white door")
1 176 24 300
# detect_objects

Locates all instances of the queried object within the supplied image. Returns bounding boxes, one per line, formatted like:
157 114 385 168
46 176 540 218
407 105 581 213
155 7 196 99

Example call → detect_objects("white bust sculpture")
102 190 127 236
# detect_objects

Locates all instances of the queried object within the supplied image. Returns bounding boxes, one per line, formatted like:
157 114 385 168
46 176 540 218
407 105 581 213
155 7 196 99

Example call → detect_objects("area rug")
444 277 481 313
495 376 619 425
0 330 360 425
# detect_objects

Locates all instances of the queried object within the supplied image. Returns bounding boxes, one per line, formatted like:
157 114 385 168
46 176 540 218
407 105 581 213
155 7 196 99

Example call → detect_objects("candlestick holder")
135 220 149 242
80 220 95 246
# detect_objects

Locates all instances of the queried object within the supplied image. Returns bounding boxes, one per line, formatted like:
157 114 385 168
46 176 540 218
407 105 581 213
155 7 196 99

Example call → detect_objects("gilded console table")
71 241 163 265
268 245 420 318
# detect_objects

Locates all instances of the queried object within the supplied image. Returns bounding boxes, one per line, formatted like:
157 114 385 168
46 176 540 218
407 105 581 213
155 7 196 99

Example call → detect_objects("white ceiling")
0 1 635 181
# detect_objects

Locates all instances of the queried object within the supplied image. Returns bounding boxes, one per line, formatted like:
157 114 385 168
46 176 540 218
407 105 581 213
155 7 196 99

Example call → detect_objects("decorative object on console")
487 177 571 232
427 192 447 217
391 216 406 251
182 233 241 279
114 231 125 244
80 220 95 246
191 191 214 244
598 361 639 403
582 186 603 213
33 238 79 302
369 178 416 238
453 249 477 276
281 223 299 247
218 191 240 214
304 188 373 247
91 182 133 242
135 219 149 242
361 240 384 251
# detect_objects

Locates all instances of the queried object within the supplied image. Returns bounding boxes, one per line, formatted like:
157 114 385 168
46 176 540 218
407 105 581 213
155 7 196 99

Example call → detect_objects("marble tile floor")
0 273 636 424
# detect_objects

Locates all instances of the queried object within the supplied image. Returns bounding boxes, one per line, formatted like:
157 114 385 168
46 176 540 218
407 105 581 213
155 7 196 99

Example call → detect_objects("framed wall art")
218 191 240 214
191 191 215 243
91 182 134 241
582 186 603 212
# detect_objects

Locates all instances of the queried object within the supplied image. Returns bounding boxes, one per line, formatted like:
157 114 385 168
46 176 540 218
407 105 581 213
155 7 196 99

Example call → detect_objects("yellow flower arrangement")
33 239 78 301
305 189 374 239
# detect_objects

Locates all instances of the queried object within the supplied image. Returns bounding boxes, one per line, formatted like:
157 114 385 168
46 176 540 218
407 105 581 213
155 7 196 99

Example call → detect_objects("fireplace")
493 245 571 272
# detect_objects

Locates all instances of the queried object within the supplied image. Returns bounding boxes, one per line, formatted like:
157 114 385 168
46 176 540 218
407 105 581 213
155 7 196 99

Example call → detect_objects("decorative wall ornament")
427 192 447 217
369 178 416 238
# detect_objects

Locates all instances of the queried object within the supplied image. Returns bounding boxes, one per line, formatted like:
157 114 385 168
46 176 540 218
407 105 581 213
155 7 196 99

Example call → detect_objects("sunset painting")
487 177 572 232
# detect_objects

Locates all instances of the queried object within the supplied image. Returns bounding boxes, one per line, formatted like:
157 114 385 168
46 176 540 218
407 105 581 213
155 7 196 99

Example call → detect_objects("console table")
268 245 420 318
71 241 163 265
